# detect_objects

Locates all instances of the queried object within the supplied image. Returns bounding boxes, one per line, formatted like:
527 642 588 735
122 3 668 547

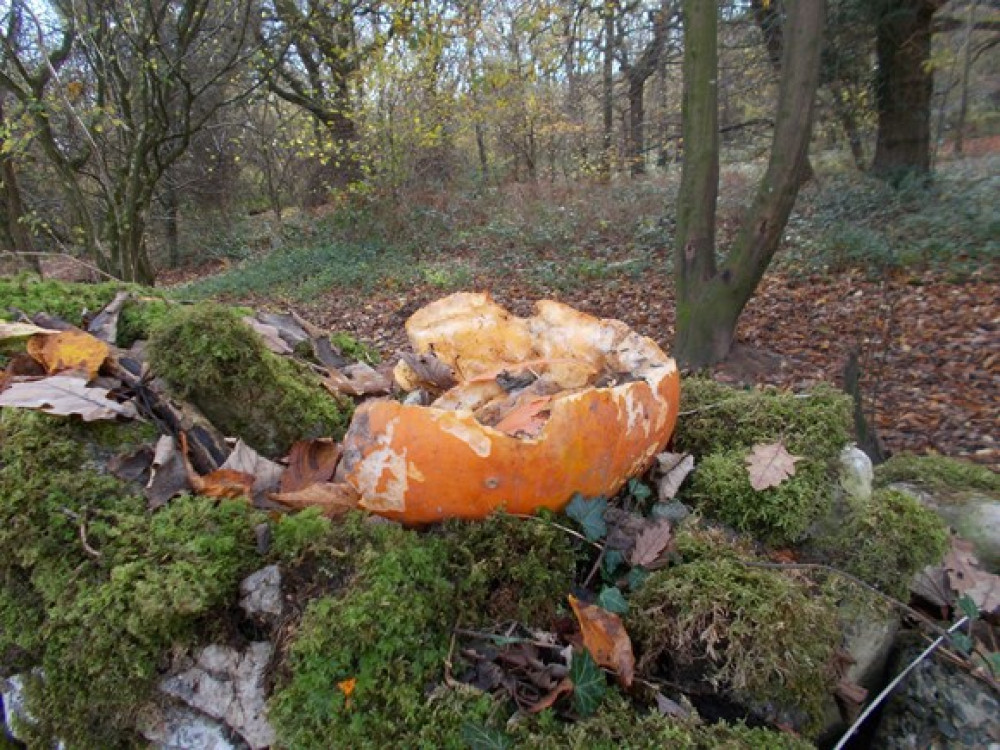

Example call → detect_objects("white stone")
139 704 240 750
839 444 874 502
239 565 283 619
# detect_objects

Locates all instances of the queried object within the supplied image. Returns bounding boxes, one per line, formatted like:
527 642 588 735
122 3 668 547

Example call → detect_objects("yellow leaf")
26 330 109 380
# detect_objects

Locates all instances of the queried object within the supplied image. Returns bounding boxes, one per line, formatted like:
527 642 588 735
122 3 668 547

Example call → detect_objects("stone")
1 673 66 749
239 565 283 620
893 483 1000 572
839 444 874 502
160 642 276 750
651 500 691 524
139 704 245 750
871 634 1000 749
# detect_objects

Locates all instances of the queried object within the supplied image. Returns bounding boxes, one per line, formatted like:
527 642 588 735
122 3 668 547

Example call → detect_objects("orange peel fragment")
335 293 680 524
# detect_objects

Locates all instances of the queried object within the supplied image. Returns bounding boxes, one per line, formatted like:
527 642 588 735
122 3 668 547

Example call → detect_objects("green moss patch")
675 378 852 463
629 553 840 737
117 297 173 347
0 275 135 325
875 453 1000 495
815 488 949 598
0 409 264 749
147 302 351 456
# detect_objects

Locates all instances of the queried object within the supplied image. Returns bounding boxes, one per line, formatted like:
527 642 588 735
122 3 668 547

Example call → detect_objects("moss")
117 297 173 347
511 691 813 749
147 302 351 456
687 449 832 546
329 331 381 365
438 513 579 626
0 408 264 749
675 378 852 463
0 274 137 325
629 557 839 738
875 453 1000 494
818 488 949 598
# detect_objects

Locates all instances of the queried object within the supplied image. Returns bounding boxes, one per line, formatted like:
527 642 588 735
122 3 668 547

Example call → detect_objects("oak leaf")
745 441 801 491
568 595 634 687
944 537 1000 616
656 452 695 501
630 518 673 567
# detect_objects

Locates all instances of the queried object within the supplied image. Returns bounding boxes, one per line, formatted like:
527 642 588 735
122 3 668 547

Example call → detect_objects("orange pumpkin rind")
336 293 680 524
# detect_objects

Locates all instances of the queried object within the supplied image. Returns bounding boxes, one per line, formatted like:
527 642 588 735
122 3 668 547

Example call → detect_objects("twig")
583 546 607 588
59 507 101 558
832 616 970 750
453 627 565 652
507 513 604 550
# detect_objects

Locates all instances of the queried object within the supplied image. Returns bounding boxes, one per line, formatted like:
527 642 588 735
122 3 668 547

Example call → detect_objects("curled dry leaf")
568 595 635 687
745 441 801 491
243 317 293 355
270 482 360 517
395 350 457 392
0 374 136 421
492 395 552 438
323 363 392 397
145 435 190 509
656 452 695 501
222 440 285 505
630 518 673 567
27 330 110 380
281 439 342 493
178 432 254 500
943 537 1000 616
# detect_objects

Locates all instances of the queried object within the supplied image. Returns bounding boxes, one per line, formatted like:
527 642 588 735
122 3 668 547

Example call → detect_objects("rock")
1 673 66 749
871 634 1000 749
839 444 874 502
239 565 283 620
893 483 1000 572
139 704 246 750
651 500 691 524
160 643 276 750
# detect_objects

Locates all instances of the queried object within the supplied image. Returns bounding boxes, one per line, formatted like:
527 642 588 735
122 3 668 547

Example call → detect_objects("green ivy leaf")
627 566 650 591
957 594 979 623
949 632 973 655
602 548 625 578
461 722 513 750
985 652 1000 678
628 477 653 503
565 494 608 541
570 649 607 717
598 586 629 614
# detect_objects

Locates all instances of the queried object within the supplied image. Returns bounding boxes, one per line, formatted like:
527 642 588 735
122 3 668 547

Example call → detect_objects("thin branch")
508 513 604 550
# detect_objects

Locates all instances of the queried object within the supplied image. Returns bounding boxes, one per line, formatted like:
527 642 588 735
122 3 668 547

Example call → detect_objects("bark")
872 0 945 180
601 0 615 181
674 0 825 369
954 0 978 156
621 5 673 176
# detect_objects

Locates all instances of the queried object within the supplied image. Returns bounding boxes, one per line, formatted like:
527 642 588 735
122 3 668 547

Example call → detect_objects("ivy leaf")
569 649 607 717
627 566 650 591
957 594 979 622
461 722 513 750
565 494 608 541
602 548 626 578
598 586 629 614
627 477 653 503
949 632 973 655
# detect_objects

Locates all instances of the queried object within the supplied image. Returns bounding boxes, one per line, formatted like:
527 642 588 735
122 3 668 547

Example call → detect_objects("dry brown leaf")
243 317 293 354
281 439 342 493
27 330 109 380
197 469 256 499
0 321 58 345
944 537 1000 615
656 452 695 501
493 395 552 438
568 595 635 687
525 677 574 714
745 441 801 491
87 290 131 344
145 435 190 509
630 518 673 567
395 351 456 392
270 482 360 517
324 363 393 397
221 439 285 505
0 374 136 421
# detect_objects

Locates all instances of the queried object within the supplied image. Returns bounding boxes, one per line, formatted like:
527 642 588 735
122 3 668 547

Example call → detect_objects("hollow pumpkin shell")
336 293 680 524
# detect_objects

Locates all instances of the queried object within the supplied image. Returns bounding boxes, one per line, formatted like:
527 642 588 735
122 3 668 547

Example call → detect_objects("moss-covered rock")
814 488 949 598
117 297 173 347
675 379 852 463
147 302 351 456
0 275 134 325
875 453 1000 494
0 409 264 749
687 449 831 546
629 545 840 738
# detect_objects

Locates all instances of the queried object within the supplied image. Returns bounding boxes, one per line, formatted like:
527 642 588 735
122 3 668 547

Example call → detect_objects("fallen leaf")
568 649 607 716
597 587 628 614
3 353 46 378
630 518 673 567
281 439 342 493
87 290 131 343
323 363 392 397
745 441 801 491
604 507 648 556
395 351 456 392
944 537 1000 616
525 676 574 714
221 439 285 505
243 317 293 354
461 722 513 750
656 452 695 501
256 312 310 348
27 330 110 380
565 494 608 542
337 678 356 697
145 435 190 509
654 692 691 719
493 395 552 437
270 482 360 516
0 321 58 347
109 444 154 483
0 374 136 421
198 469 255 500
568 595 635 687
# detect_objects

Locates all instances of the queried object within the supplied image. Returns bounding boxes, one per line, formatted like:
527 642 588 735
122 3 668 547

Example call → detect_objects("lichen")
147 302 351 456
874 453 1000 495
675 378 852 463
816 487 949 598
629 550 840 738
686 449 832 546
0 409 264 749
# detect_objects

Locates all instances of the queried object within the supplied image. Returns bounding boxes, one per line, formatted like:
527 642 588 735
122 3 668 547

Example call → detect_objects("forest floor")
156 149 1000 470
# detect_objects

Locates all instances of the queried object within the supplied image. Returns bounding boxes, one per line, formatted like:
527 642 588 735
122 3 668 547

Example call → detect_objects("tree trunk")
954 0 978 156
0 99 38 270
163 184 180 269
601 0 615 181
674 0 825 369
872 0 943 181
627 77 645 175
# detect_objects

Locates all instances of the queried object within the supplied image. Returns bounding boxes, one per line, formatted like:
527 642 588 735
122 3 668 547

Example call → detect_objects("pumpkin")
335 293 680 524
